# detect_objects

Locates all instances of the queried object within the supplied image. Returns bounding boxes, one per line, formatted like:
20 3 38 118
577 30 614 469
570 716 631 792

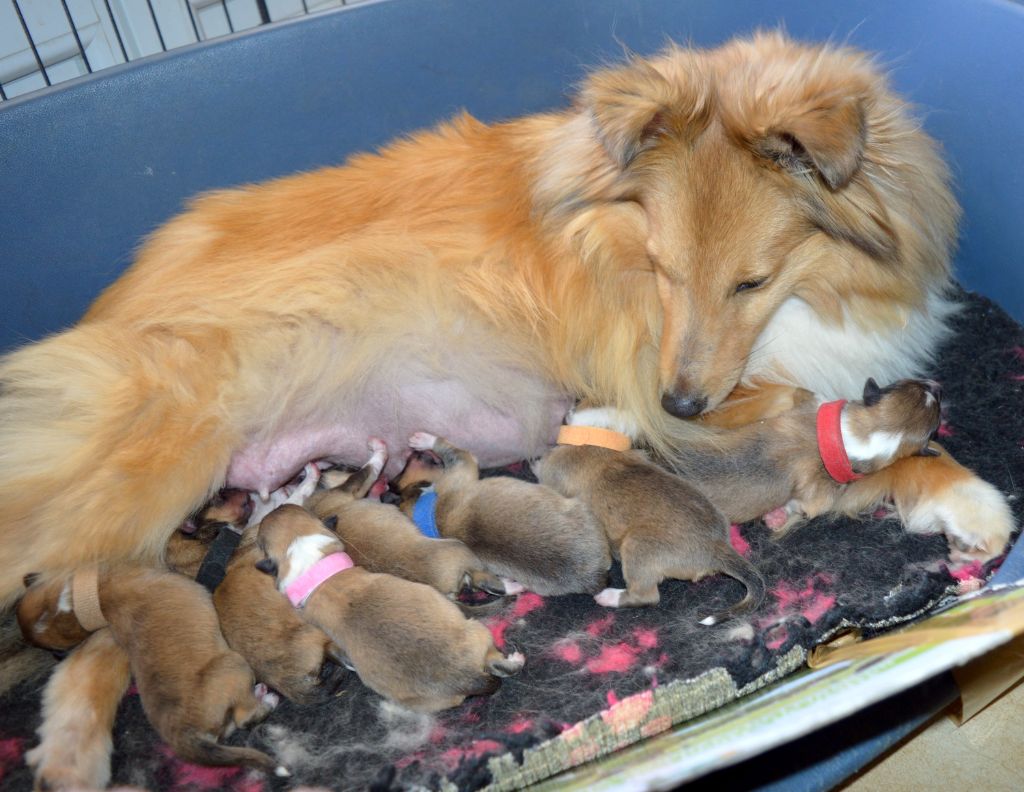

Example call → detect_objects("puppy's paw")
594 587 624 608
762 506 789 531
254 683 280 710
408 431 438 451
500 578 526 595
904 477 1014 562
367 437 388 456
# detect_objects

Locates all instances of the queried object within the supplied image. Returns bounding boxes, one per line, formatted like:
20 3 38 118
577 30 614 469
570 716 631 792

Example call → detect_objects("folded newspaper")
531 579 1024 791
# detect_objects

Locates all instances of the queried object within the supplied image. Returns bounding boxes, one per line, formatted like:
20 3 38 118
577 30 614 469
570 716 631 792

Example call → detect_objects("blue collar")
411 489 440 538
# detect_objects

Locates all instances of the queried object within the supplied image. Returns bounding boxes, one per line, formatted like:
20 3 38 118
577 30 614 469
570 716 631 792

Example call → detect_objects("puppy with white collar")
255 504 524 712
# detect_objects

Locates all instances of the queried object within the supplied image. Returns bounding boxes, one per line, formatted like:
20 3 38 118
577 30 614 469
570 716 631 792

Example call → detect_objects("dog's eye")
734 277 767 295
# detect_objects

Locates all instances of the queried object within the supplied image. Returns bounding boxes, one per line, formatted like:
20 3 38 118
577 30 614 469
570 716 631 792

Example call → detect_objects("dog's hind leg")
26 628 130 791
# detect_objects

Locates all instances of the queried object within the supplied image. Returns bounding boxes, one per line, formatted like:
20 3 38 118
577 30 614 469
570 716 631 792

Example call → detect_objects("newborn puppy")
574 378 943 533
535 445 766 621
256 505 524 712
17 567 287 775
213 530 350 705
394 432 610 596
307 440 507 603
166 486 347 704
166 487 252 578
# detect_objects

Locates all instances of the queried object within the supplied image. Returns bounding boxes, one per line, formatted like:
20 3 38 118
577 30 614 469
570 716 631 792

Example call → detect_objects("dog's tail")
698 548 767 626
177 735 289 777
0 322 237 606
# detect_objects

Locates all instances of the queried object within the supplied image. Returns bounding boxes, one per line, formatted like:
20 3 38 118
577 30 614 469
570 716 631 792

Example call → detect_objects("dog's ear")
255 558 278 577
751 95 866 190
322 515 338 533
23 572 40 589
862 377 883 406
580 49 708 167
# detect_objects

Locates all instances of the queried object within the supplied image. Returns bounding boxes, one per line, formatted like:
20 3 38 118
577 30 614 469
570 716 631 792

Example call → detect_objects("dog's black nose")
661 392 708 418
380 490 402 506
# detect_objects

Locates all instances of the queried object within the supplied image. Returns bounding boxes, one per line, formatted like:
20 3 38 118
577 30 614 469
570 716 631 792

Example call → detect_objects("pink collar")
816 400 864 484
284 552 354 607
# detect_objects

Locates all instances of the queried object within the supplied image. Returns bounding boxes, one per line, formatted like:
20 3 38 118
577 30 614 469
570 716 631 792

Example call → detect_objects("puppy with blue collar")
394 432 611 597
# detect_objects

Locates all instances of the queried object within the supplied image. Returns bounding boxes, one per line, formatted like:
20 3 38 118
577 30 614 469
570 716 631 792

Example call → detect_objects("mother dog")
0 33 1012 605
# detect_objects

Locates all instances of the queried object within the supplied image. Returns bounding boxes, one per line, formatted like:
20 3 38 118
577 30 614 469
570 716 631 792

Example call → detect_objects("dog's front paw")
367 437 388 456
408 431 438 451
594 587 624 607
904 477 1014 562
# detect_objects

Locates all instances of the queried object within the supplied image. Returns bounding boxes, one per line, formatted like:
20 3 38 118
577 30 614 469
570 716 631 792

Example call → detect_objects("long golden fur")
0 32 1012 605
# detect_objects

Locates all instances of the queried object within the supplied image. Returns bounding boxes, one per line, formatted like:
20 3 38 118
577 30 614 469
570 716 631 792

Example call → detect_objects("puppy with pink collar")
255 504 524 712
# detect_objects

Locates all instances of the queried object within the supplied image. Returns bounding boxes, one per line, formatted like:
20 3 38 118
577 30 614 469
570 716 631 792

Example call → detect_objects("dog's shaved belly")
226 380 571 491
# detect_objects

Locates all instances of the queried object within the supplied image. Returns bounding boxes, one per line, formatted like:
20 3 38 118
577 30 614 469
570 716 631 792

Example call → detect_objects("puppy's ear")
580 49 708 167
862 377 882 406
255 558 278 577
322 515 338 533
23 572 40 589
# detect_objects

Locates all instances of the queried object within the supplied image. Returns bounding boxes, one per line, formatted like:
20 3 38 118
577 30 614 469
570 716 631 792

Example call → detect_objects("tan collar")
72 566 108 631
556 424 631 451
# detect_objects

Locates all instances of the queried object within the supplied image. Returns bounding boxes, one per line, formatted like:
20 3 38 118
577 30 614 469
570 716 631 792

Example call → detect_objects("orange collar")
557 424 631 451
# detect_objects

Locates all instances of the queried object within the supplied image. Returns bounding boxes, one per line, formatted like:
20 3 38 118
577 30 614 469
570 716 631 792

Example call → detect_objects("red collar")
816 400 864 484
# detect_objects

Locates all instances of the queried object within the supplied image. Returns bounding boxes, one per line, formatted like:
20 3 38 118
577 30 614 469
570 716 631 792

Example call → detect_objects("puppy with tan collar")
306 439 508 603
394 432 610 596
255 504 524 712
17 566 288 776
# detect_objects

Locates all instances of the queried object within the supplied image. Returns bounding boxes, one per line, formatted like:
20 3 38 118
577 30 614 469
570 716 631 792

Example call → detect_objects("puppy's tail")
178 737 290 777
698 549 767 626
0 323 237 606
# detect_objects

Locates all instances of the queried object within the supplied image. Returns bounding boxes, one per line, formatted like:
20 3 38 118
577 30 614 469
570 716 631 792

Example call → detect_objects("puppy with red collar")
564 379 947 536
255 504 524 712
16 566 287 776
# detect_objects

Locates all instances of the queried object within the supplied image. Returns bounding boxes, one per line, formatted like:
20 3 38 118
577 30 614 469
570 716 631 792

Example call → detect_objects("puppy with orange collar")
394 432 610 596
305 439 508 604
255 504 524 712
17 566 288 776
561 379 952 538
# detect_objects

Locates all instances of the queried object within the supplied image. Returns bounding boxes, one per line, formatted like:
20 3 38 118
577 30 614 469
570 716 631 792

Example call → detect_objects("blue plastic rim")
1 0 1023 351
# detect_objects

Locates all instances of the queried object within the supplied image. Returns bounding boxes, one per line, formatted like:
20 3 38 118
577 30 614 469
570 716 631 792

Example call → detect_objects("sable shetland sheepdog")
0 32 1013 605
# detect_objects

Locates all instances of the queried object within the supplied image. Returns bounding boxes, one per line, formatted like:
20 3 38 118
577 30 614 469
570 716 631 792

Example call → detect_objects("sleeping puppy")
534 445 765 621
572 378 943 534
255 504 524 712
165 485 348 705
394 432 610 596
17 566 287 775
307 439 507 604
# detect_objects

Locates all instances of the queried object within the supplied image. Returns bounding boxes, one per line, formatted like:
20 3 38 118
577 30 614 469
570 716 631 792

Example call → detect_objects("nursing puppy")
165 485 347 705
17 567 287 775
306 439 507 603
3 32 1012 607
256 505 524 712
534 446 764 620
396 432 610 596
